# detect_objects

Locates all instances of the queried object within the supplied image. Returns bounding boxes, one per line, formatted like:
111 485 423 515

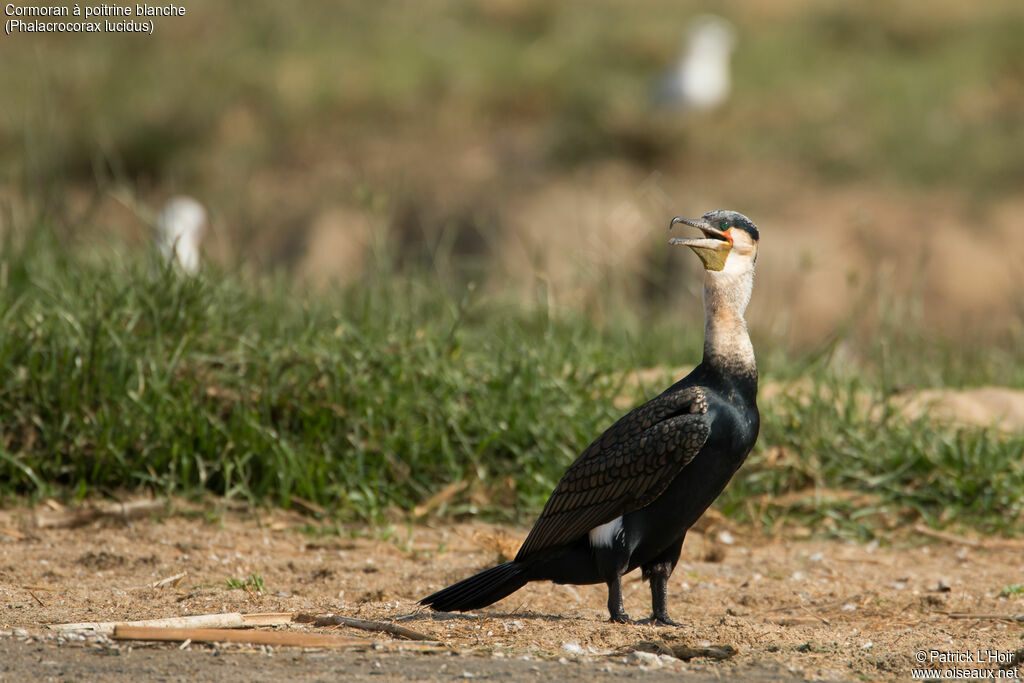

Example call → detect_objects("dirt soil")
1 505 1022 682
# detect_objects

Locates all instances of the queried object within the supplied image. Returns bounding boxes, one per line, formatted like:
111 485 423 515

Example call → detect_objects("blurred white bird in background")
156 196 206 275
654 15 737 112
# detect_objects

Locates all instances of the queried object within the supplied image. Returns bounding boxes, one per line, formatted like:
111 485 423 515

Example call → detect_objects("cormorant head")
668 209 758 274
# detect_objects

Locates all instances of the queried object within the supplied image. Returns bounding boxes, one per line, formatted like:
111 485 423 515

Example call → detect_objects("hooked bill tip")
670 216 710 231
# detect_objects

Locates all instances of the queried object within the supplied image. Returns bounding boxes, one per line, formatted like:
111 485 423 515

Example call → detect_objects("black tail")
419 562 528 612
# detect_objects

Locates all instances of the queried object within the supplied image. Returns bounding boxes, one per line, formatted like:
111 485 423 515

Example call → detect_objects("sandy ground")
1 505 1022 682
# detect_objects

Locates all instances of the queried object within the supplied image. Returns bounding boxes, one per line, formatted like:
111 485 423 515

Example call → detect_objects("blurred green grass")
1 228 1021 536
4 1 1024 209
2 2 1024 536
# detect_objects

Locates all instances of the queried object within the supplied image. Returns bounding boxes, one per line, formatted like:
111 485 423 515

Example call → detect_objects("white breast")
588 516 624 548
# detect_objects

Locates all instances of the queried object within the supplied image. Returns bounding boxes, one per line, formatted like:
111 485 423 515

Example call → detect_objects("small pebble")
628 651 663 668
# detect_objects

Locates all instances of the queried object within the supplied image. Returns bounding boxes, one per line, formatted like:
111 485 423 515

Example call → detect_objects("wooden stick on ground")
912 524 983 547
34 499 166 529
52 612 293 634
413 480 469 518
128 571 189 591
26 589 45 607
912 524 1024 549
288 495 327 517
113 626 366 648
295 614 431 641
947 613 1024 622
150 571 188 589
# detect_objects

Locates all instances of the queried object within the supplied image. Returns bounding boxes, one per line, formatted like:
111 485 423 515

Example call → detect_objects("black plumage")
421 210 761 624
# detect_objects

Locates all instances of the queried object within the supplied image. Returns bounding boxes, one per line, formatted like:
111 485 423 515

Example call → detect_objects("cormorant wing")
515 386 710 559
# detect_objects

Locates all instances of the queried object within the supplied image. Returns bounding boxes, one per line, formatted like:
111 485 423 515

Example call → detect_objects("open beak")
668 216 732 271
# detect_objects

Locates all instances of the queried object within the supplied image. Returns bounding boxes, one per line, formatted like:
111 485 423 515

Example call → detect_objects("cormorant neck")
701 268 756 380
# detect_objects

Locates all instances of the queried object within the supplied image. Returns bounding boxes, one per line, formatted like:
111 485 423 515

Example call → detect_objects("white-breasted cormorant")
420 210 760 625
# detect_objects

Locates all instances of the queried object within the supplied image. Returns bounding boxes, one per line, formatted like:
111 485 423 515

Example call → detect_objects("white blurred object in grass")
156 196 206 275
655 15 736 112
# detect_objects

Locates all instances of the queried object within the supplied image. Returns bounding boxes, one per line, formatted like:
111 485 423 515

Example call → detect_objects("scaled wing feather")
515 387 710 559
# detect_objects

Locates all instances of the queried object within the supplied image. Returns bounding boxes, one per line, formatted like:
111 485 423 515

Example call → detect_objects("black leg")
639 537 684 627
606 576 631 623
644 561 682 626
